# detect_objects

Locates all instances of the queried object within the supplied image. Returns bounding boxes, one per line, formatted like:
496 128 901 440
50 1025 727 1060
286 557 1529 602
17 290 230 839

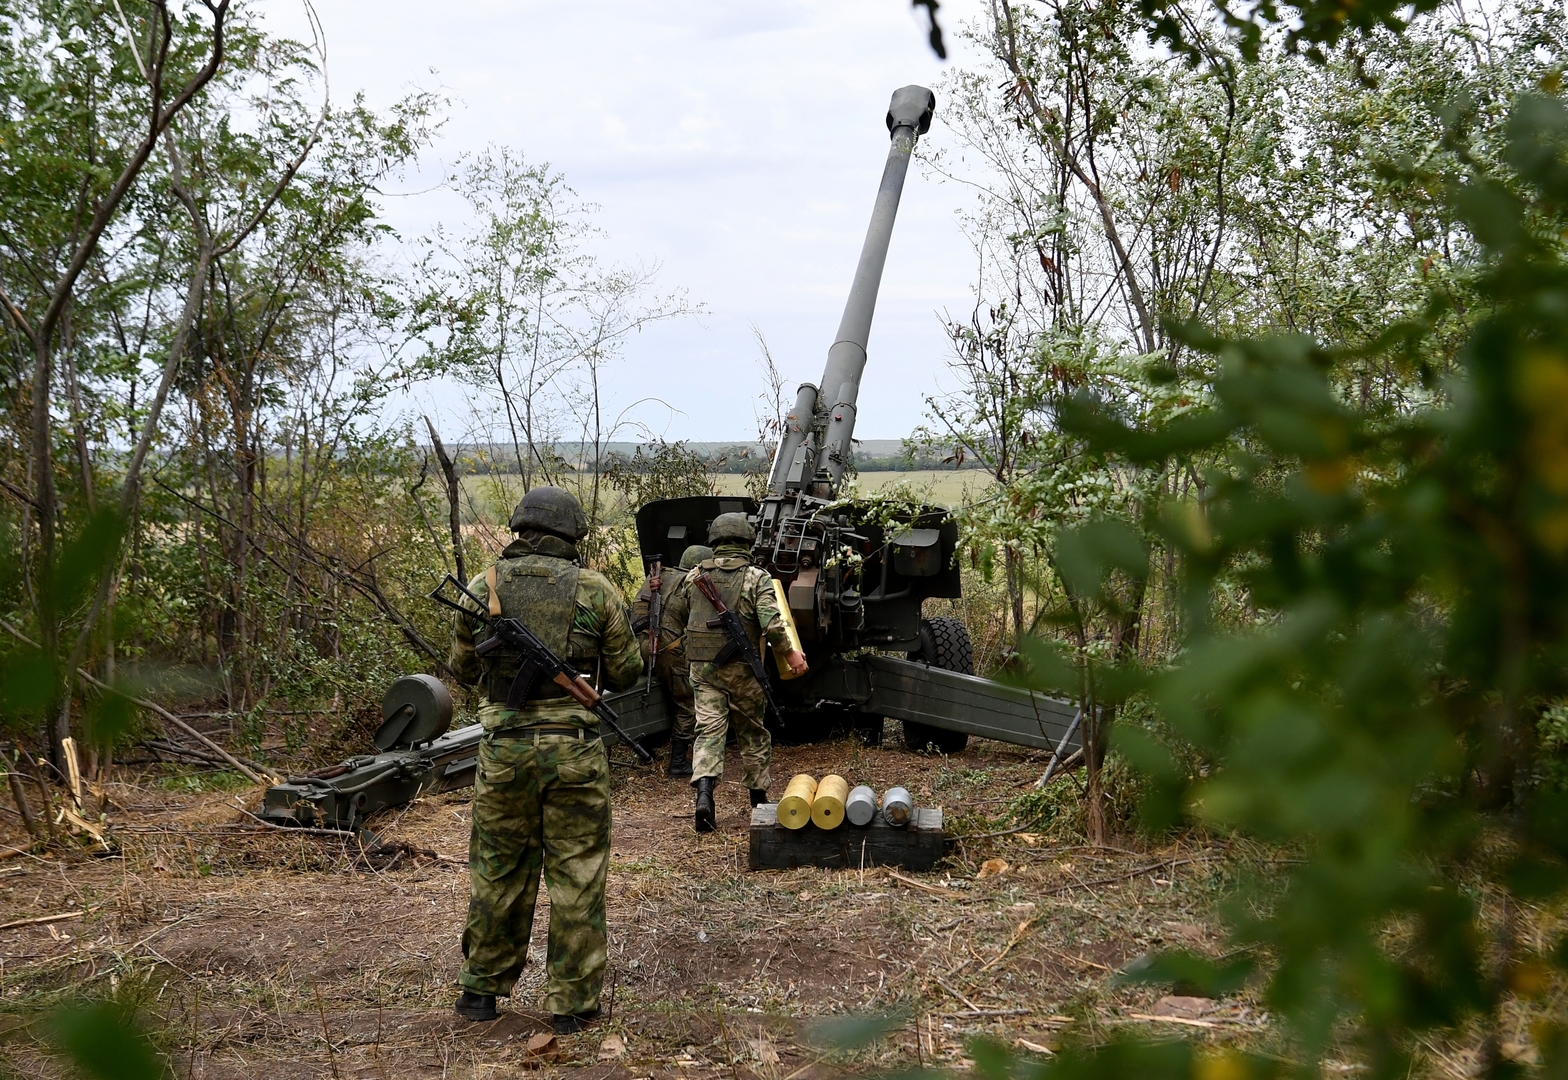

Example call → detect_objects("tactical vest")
479 554 580 705
685 558 760 663
631 566 687 650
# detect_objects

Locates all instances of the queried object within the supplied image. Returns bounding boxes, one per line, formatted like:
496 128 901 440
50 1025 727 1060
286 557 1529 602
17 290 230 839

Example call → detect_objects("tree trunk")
1084 704 1106 847
7 767 41 839
31 335 63 772
1005 545 1026 648
425 416 467 584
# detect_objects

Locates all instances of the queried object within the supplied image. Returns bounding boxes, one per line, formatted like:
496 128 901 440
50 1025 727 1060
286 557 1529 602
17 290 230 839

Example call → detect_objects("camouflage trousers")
459 728 609 1015
647 645 695 741
690 661 772 792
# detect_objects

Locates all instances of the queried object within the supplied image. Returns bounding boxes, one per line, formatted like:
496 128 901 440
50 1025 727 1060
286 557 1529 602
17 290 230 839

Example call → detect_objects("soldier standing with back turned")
447 486 642 1032
631 544 712 777
666 513 807 832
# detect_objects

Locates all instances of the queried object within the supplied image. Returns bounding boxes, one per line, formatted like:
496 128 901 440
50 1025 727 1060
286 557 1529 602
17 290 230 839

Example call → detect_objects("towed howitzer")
429 574 653 764
633 85 1084 757
260 86 1083 834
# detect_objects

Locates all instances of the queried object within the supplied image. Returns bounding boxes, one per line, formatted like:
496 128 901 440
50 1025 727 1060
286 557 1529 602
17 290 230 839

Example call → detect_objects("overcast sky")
268 0 990 442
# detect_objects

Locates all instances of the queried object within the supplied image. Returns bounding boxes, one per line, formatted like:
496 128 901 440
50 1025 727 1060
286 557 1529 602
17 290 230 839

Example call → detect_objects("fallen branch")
1038 857 1202 897
143 738 273 776
1124 1012 1217 1029
0 909 85 931
0 618 276 786
887 871 967 899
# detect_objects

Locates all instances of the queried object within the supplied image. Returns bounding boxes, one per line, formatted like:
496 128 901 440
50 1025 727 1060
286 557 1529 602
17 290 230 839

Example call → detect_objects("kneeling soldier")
631 544 711 777
667 513 806 832
448 486 642 1032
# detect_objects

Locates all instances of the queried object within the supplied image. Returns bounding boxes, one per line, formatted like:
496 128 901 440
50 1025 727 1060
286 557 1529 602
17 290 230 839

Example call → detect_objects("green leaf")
1122 949 1255 998
51 1003 162 1080
807 1011 908 1050
52 509 125 613
1054 519 1148 603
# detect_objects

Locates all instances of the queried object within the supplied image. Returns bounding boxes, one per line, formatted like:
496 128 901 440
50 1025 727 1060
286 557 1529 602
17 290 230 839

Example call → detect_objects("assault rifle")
691 572 784 720
645 559 663 695
430 574 654 764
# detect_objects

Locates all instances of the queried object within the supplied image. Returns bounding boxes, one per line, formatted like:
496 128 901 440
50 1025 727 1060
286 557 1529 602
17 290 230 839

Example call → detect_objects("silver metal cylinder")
846 784 877 826
882 785 913 826
812 85 935 488
766 382 820 493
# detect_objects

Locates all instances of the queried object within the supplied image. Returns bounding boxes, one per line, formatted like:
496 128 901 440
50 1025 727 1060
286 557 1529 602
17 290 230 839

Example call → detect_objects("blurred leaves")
1001 92 1568 1076
809 1010 910 1051
51 1002 162 1080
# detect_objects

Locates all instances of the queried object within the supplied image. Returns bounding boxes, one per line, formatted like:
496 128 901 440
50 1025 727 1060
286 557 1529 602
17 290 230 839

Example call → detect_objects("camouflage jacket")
665 542 790 666
630 565 689 657
450 533 642 729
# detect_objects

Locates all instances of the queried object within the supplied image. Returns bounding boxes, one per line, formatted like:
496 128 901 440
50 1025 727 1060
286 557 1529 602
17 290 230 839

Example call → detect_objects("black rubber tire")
902 616 972 755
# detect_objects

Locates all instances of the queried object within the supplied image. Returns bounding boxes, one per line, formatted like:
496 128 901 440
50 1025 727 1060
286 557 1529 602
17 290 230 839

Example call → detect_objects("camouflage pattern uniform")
665 540 791 791
630 558 696 741
449 530 641 1016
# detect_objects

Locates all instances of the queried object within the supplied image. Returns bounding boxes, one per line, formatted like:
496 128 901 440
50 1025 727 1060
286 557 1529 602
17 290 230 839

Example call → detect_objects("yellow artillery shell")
778 773 817 830
811 774 849 830
770 579 808 680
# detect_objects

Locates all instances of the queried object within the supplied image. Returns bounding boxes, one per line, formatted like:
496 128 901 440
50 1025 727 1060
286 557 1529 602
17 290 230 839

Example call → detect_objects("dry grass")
9 728 1545 1078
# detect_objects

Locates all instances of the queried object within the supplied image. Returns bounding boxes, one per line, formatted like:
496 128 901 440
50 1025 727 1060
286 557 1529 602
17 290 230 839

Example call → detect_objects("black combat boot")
666 737 693 779
454 990 497 1022
552 1006 601 1034
694 776 716 833
749 788 768 808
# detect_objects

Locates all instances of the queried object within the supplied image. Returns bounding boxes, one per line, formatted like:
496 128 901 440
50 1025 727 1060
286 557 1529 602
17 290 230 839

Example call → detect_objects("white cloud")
269 0 987 440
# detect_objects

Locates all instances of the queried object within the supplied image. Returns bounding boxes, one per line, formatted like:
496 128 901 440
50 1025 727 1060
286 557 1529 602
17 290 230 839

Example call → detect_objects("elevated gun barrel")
809 85 935 489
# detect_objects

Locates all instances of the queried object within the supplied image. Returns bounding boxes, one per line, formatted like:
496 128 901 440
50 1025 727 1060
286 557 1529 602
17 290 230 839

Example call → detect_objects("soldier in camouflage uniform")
447 486 642 1033
665 513 807 832
630 544 711 778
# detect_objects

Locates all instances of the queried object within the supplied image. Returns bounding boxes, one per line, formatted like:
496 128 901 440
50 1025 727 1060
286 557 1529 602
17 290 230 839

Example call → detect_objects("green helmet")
678 544 713 570
707 512 754 545
509 486 587 541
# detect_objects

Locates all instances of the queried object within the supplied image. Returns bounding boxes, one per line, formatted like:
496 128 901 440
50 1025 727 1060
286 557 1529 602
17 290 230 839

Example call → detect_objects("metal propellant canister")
778 774 818 829
812 774 849 830
882 786 913 826
846 784 877 826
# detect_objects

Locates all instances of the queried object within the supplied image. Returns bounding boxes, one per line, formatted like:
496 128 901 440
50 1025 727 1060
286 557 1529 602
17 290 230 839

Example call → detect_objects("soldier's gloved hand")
785 649 809 676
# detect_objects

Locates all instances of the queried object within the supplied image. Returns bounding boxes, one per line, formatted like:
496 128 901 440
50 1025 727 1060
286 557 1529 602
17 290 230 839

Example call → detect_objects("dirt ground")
0 729 1263 1078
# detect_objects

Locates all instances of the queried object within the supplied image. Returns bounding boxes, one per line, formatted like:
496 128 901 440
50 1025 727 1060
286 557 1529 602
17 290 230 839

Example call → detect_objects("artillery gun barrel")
809 85 935 490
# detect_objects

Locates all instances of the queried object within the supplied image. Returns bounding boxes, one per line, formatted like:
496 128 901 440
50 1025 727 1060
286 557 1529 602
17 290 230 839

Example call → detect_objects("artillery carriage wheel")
902 616 972 755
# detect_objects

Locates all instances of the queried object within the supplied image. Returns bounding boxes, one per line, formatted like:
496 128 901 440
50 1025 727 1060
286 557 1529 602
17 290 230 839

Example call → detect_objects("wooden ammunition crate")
748 804 944 871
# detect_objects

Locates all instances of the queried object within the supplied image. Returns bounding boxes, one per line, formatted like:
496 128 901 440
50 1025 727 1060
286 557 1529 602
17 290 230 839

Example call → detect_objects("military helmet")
707 512 755 544
678 544 714 570
509 486 587 541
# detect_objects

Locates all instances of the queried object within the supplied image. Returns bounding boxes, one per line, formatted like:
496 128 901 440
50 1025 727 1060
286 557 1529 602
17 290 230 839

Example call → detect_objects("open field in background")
457 471 997 527
0 727 1280 1079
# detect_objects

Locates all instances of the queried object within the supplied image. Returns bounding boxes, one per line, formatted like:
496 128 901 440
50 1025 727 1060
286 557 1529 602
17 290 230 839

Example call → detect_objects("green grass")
152 768 254 794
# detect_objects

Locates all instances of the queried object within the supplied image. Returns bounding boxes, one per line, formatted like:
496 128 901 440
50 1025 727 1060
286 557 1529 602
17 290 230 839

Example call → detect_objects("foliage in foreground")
1000 91 1568 1077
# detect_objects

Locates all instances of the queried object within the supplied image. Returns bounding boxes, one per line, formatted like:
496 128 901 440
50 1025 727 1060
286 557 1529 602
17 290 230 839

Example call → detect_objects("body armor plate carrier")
685 559 759 663
480 555 580 705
